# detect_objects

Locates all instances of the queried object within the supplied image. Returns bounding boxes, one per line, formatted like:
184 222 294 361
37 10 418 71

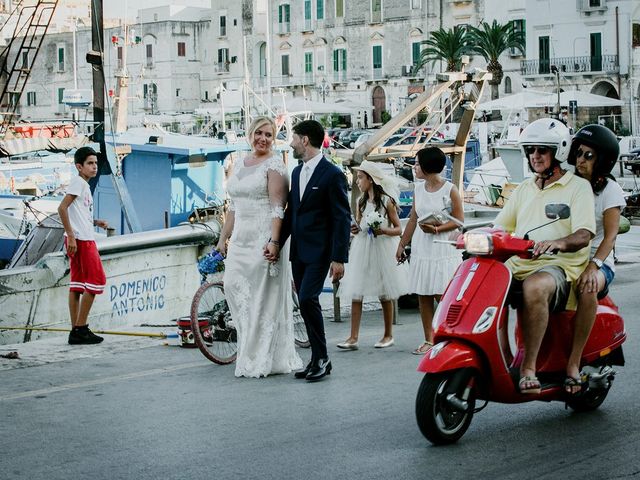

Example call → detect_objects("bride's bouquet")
365 210 384 237
197 250 225 282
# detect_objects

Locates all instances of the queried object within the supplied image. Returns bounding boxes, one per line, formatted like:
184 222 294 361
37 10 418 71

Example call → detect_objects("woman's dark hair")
356 171 397 220
569 124 619 194
292 120 325 148
417 147 447 173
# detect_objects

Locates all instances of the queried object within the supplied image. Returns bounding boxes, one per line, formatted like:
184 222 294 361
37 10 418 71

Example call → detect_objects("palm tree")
412 27 469 76
467 20 525 100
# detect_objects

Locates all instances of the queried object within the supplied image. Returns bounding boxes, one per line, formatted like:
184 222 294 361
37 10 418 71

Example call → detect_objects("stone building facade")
10 0 639 134
518 0 640 135
15 6 211 127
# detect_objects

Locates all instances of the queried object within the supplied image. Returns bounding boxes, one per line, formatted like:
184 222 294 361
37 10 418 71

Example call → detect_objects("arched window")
259 42 267 77
504 76 512 94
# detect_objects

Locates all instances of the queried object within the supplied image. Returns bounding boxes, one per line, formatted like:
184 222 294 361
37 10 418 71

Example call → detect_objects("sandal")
518 375 541 394
412 341 433 355
564 375 587 396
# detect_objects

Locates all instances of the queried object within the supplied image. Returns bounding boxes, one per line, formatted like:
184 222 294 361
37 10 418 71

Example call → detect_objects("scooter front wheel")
416 372 476 445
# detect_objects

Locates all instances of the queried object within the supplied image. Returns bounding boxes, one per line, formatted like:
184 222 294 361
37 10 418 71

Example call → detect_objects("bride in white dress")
215 117 302 378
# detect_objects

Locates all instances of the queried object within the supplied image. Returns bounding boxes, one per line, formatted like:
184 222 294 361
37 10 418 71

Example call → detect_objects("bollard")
392 299 398 325
332 282 341 322
106 227 116 237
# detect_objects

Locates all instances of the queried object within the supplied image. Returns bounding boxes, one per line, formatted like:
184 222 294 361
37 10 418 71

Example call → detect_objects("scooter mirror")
545 203 570 220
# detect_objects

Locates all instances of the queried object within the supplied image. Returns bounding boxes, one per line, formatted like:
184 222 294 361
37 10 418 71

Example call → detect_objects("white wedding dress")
224 154 303 378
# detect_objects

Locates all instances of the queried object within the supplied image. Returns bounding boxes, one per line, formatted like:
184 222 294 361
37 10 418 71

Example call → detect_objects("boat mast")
88 0 142 233
89 0 105 148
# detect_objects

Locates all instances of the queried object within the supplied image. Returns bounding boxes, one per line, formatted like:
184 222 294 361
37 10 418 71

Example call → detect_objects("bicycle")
190 281 310 365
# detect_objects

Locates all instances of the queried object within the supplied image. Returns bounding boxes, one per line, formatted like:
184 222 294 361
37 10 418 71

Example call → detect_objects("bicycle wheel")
190 282 237 364
292 286 310 348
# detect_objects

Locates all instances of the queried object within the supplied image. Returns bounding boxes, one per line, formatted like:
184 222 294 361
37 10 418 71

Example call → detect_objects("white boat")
0 222 219 345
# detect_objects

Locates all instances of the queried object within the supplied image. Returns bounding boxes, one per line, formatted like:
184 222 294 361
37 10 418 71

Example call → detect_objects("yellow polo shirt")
494 171 596 309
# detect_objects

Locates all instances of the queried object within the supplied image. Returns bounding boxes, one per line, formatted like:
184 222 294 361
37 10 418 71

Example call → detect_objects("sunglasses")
524 146 553 156
575 148 596 161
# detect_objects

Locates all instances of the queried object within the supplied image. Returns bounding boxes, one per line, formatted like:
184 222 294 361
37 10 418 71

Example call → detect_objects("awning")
477 89 624 111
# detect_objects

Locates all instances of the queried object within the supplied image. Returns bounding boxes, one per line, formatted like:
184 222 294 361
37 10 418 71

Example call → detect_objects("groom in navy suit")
280 120 351 382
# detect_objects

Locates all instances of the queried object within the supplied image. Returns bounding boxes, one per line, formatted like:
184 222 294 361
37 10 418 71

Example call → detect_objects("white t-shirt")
593 178 626 271
65 175 95 241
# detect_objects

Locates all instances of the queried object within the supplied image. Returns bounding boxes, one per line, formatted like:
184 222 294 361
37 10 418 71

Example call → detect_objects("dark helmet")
568 124 619 175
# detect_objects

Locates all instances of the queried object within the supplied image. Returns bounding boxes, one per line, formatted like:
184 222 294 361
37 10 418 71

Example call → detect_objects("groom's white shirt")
299 152 323 200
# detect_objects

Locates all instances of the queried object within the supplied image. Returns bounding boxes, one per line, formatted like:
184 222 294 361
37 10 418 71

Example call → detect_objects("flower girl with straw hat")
337 160 408 350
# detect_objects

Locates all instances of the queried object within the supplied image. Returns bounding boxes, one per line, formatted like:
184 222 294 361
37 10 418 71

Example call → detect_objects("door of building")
372 86 386 124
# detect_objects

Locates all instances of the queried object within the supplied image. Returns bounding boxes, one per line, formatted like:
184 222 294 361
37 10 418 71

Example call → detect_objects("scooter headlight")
428 341 448 359
464 232 493 255
472 307 497 334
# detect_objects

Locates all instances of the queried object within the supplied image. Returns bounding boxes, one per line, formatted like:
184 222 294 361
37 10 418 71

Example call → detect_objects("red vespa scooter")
415 204 626 445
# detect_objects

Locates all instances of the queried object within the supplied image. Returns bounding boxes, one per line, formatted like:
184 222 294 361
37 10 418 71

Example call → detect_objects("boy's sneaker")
68 325 104 345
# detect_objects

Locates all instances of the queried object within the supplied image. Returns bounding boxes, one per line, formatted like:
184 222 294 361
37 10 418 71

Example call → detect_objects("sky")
102 0 210 20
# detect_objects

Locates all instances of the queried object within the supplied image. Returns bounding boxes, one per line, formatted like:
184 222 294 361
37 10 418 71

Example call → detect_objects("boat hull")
0 224 217 345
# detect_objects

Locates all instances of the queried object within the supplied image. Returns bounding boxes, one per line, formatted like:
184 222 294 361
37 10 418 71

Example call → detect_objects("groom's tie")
299 164 310 200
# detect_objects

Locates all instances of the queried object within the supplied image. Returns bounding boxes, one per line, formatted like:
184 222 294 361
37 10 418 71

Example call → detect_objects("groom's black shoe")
294 361 313 379
306 358 332 382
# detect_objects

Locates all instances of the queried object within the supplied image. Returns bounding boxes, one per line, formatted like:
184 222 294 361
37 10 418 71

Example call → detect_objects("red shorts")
65 238 106 295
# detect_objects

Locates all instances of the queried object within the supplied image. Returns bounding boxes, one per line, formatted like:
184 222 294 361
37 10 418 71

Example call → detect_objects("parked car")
353 132 376 150
346 130 370 148
327 128 345 147
383 133 429 147
336 129 353 148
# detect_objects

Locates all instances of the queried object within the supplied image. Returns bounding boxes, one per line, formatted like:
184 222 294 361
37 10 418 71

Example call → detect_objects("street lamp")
149 82 157 115
318 78 329 103
550 64 560 119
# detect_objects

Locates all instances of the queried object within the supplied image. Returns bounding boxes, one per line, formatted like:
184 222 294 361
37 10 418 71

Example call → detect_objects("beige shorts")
535 265 570 312
508 265 570 313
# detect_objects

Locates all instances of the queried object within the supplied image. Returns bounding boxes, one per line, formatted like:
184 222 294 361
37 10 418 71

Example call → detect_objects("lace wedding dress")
224 154 303 378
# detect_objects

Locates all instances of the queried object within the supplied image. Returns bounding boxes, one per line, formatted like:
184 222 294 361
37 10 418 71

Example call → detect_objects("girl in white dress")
337 160 408 349
216 116 302 378
396 147 464 355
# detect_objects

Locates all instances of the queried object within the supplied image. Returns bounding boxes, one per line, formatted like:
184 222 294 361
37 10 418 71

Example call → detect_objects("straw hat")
352 160 400 204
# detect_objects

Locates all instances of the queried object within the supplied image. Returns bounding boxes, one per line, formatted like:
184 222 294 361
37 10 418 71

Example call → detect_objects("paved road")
1 251 639 480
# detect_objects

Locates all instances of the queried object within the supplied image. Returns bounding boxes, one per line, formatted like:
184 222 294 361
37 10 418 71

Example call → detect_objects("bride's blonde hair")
248 116 277 149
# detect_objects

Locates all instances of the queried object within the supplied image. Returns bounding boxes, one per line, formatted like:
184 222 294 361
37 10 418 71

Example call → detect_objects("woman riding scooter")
565 125 626 394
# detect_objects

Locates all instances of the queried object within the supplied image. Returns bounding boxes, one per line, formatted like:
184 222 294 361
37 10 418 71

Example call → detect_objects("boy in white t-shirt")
58 146 109 345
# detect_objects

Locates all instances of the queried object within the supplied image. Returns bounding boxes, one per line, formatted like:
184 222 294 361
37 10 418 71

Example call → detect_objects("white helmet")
518 118 572 162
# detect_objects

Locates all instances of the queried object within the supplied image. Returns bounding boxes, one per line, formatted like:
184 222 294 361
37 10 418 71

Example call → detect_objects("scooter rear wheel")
416 372 476 445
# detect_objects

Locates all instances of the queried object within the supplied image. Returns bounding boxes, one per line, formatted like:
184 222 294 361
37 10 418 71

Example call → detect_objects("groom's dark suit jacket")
283 157 350 264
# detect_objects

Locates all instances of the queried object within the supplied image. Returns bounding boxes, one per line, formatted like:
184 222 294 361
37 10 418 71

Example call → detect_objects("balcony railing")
371 11 382 23
302 19 313 32
272 75 292 87
333 70 347 83
304 72 314 85
372 67 383 80
278 22 290 34
521 55 618 76
217 62 230 73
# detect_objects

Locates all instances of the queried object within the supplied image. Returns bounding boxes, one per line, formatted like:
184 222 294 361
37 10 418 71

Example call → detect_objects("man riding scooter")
493 118 596 394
